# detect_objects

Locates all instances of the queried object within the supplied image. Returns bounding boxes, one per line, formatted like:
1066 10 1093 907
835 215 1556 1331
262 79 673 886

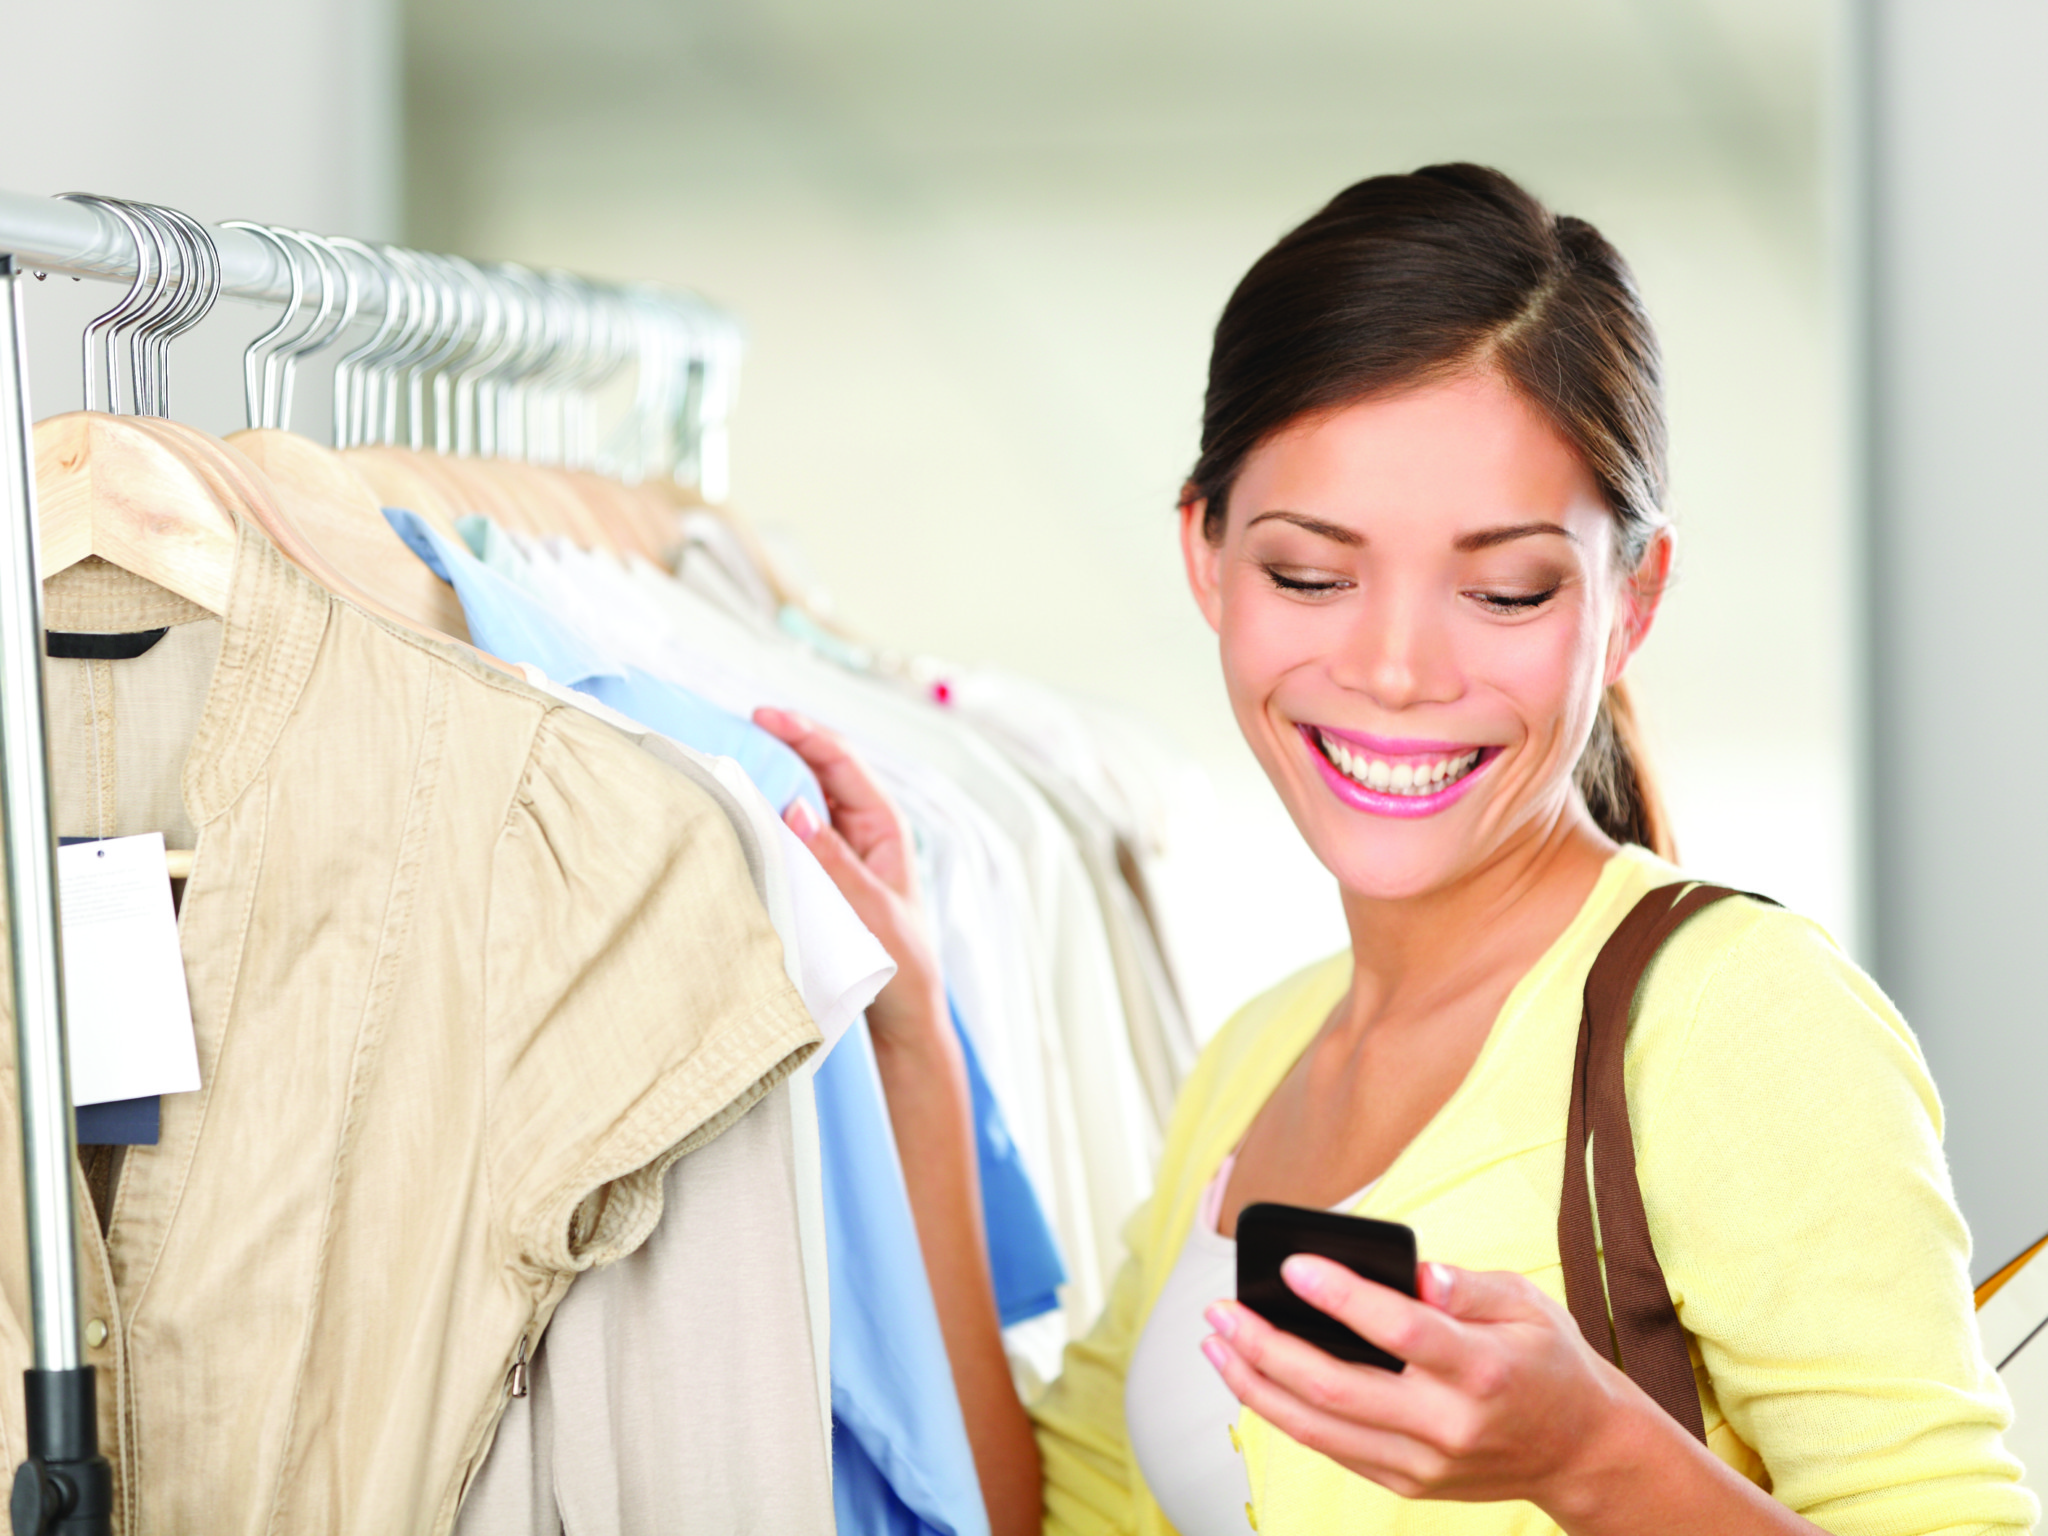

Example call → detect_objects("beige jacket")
2 526 818 1533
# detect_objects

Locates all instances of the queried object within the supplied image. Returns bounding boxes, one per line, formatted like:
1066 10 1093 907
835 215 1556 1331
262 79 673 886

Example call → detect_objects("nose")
1327 582 1461 712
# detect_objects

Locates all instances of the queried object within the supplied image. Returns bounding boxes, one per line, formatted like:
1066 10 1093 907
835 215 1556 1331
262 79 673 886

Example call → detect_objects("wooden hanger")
35 411 238 614
224 428 472 641
122 418 357 597
344 445 649 560
558 468 669 563
341 445 470 533
102 419 476 657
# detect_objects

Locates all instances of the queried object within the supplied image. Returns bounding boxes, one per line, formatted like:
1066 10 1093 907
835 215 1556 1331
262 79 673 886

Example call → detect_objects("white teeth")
1316 733 1483 797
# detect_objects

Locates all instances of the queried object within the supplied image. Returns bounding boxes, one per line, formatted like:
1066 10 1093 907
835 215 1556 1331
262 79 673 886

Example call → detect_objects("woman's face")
1182 370 1667 901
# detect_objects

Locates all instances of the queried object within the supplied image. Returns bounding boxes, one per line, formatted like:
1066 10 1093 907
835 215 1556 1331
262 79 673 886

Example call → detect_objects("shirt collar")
181 516 329 824
383 507 624 688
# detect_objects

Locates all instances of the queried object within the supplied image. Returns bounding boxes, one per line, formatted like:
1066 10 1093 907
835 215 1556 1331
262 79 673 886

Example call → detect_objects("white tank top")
1123 1157 1375 1536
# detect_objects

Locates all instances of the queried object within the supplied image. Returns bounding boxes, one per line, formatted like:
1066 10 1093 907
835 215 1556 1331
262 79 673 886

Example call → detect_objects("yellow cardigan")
1030 847 2037 1535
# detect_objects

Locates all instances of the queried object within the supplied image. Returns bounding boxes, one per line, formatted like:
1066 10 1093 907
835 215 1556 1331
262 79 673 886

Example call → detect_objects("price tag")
58 833 200 1110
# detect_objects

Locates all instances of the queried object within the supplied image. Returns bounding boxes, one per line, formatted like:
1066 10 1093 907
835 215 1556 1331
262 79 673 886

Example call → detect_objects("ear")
1604 526 1673 686
1180 494 1224 635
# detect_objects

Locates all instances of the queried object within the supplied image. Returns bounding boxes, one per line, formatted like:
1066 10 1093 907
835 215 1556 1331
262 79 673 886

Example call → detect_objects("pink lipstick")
1297 724 1498 819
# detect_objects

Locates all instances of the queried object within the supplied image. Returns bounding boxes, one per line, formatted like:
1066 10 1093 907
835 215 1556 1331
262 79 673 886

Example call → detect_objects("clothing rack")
0 187 740 1534
0 190 342 306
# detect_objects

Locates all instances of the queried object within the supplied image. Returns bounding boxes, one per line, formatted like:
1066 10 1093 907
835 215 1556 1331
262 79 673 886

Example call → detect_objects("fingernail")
1200 1337 1229 1371
1281 1255 1323 1298
1204 1303 1237 1339
1427 1262 1455 1302
785 800 819 839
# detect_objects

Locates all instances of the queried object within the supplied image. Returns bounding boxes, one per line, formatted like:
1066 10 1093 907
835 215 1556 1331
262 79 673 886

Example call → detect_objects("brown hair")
1186 163 1674 857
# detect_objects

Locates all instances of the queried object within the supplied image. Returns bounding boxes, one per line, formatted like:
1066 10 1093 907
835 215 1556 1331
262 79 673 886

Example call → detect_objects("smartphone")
1234 1202 1419 1371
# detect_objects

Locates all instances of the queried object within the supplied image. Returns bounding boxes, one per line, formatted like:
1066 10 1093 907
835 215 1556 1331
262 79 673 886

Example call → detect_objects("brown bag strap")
1557 881 1770 1443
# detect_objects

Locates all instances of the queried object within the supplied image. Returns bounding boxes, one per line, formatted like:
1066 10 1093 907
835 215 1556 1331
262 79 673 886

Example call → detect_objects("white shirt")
552 543 1155 1343
1125 1155 1375 1536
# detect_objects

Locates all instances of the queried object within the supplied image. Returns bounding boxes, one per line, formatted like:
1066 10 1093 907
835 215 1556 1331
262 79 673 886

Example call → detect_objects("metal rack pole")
0 189 352 309
0 254 111 1534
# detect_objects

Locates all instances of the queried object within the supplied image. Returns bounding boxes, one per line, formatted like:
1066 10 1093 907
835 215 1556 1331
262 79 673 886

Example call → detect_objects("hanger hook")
56 194 152 414
521 271 591 466
264 228 345 430
490 263 554 461
421 254 482 455
468 263 536 459
377 245 438 445
145 205 221 420
129 208 190 418
324 237 395 447
291 231 362 448
123 203 215 419
444 257 507 458
384 246 454 450
115 203 172 415
353 242 431 446
221 220 302 429
420 253 480 454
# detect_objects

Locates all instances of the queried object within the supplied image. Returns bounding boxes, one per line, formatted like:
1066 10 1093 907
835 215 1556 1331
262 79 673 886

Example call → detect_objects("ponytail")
1574 679 1675 860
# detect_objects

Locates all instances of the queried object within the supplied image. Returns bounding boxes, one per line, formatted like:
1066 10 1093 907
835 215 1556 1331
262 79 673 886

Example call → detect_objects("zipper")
508 1333 529 1399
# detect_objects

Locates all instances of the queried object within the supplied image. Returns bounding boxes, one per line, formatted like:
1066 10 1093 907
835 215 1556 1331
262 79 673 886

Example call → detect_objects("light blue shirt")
383 508 825 822
958 994 1066 1327
821 1023 990 1536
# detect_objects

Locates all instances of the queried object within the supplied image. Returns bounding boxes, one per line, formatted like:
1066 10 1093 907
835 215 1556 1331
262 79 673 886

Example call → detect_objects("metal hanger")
56 195 149 414
220 221 302 430
126 203 217 419
265 229 351 429
325 238 401 448
35 194 238 613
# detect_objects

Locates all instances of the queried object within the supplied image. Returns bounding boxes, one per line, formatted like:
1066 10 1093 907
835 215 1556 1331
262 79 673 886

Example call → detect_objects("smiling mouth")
1307 728 1488 798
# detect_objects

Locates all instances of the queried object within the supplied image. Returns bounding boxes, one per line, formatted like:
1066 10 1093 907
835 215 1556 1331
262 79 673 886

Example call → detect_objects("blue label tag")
75 1096 160 1146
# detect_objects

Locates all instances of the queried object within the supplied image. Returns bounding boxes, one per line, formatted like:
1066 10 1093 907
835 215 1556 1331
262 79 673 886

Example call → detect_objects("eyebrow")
1244 511 1578 553
1243 510 1362 545
1454 522 1579 552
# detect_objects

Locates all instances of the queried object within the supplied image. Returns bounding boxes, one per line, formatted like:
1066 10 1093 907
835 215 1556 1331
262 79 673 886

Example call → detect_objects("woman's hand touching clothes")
753 706 951 1049
1201 1257 1825 1535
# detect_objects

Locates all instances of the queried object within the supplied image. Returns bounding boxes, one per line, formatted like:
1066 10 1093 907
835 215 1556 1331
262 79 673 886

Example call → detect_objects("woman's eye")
1469 587 1559 614
1263 567 1349 595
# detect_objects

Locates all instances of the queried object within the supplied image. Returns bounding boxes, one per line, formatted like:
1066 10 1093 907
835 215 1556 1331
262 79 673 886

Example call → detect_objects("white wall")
1863 0 2048 1282
0 0 400 439
408 0 1854 1034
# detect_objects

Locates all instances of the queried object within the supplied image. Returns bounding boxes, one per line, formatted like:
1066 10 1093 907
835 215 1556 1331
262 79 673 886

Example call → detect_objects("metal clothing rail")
0 187 374 312
0 186 744 1534
0 190 744 499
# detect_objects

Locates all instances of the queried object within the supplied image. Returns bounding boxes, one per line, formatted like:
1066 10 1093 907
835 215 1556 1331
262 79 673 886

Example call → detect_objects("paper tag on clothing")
58 833 201 1106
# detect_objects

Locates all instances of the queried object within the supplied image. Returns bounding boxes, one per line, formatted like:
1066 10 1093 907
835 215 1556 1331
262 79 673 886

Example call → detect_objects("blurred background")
0 0 2040 1279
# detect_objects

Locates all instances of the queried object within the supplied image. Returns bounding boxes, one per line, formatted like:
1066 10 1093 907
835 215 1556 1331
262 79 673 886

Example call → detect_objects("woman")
758 165 2035 1535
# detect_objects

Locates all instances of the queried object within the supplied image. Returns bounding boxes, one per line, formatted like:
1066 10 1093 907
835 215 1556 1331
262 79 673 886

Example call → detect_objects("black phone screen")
1234 1201 1419 1371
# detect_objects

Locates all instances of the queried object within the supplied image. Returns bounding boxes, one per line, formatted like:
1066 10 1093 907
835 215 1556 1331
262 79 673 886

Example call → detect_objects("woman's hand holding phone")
1201 1253 1654 1521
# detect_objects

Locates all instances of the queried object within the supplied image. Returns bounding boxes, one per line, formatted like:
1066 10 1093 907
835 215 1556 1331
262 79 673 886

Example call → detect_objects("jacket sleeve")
1031 1198 1157 1536
1634 904 2039 1535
